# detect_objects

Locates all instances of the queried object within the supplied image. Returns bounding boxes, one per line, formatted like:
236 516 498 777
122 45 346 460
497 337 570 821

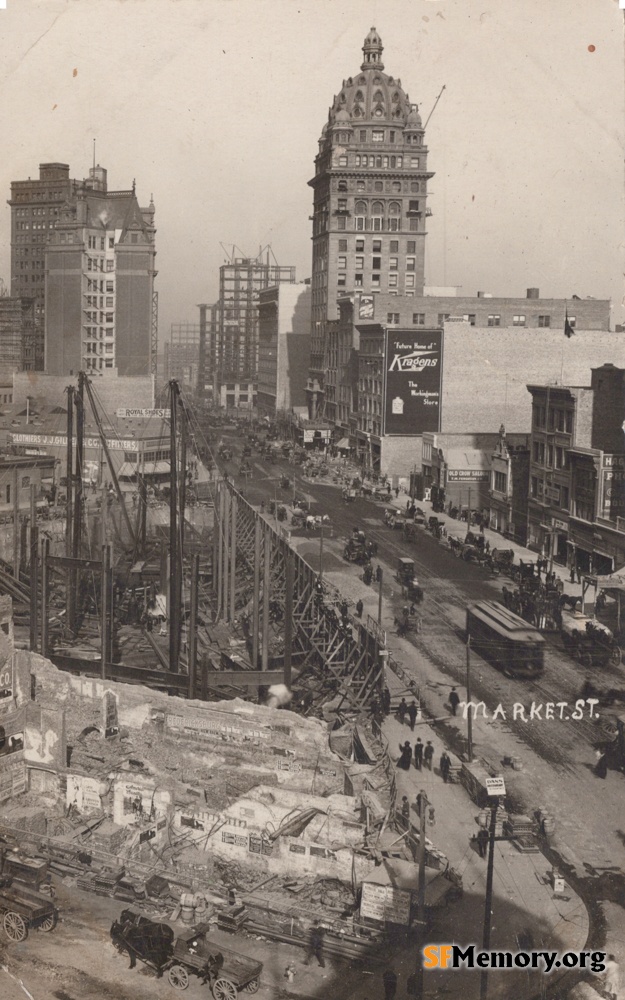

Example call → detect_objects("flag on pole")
564 309 575 338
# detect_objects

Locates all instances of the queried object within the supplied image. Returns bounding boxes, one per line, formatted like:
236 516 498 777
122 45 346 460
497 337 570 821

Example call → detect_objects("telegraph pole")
415 790 429 999
480 798 502 1000
465 636 473 762
377 568 384 627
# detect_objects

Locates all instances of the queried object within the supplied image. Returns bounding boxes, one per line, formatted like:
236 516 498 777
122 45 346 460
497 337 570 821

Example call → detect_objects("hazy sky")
0 0 623 341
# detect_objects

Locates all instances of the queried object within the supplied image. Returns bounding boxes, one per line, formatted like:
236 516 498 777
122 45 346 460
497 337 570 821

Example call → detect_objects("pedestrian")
401 795 410 823
569 563 575 583
440 751 451 783
406 971 418 998
340 600 349 619
449 686 460 716
375 564 382 583
395 486 400 498
397 697 408 724
397 741 412 770
355 599 364 618
576 566 582 584
414 738 423 770
304 920 326 968
424 740 434 770
477 827 489 858
415 789 427 818
407 699 418 731
382 967 398 1000
406 499 410 511
604 954 620 1000
594 749 608 779
381 687 391 716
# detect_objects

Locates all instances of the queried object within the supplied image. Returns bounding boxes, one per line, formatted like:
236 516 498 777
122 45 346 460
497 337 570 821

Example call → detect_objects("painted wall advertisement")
383 330 443 435
601 455 625 519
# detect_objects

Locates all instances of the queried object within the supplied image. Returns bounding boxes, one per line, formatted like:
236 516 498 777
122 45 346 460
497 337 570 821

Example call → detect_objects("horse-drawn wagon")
0 881 58 941
561 612 621 668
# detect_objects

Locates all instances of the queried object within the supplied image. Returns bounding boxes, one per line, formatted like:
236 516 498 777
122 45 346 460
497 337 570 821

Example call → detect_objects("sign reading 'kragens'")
383 329 443 435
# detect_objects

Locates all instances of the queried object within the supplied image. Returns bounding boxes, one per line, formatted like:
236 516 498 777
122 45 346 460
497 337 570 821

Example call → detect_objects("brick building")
488 429 531 544
527 365 625 574
44 166 157 377
330 291 618 477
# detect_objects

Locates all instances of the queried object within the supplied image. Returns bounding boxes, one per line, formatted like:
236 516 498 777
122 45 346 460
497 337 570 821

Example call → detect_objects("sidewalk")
355 711 589 1000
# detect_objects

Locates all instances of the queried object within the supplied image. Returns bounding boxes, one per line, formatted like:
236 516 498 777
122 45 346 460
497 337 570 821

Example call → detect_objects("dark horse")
110 909 174 976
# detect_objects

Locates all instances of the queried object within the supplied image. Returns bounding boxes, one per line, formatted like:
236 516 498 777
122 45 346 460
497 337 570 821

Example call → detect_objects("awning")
118 460 170 477
589 570 625 593
336 437 350 450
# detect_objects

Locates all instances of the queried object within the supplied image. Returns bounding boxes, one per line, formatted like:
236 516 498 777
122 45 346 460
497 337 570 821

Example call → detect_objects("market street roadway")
222 442 625 887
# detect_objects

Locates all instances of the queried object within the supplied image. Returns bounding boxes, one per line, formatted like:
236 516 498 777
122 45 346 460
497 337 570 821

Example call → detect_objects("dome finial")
361 26 384 71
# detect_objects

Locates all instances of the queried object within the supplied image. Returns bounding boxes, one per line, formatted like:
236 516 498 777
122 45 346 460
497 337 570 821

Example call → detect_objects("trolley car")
466 601 545 678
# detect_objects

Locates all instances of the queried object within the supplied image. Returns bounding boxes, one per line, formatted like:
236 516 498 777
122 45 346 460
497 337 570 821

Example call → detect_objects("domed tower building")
306 28 434 421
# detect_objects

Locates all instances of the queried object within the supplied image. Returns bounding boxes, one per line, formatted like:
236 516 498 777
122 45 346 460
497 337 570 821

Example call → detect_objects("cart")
0 881 58 941
561 612 621 668
168 926 263 998
396 557 416 587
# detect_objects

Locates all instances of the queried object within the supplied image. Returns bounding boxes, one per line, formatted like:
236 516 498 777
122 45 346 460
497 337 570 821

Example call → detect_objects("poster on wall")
383 329 443 436
358 294 375 320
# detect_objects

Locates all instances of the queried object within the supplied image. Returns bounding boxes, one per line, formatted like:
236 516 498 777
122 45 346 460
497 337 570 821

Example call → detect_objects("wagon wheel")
610 644 622 666
39 911 57 932
4 911 28 942
213 978 237 1000
168 964 190 990
244 978 260 994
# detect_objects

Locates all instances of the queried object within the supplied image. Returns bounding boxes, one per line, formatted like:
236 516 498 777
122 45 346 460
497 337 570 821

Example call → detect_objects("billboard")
383 329 443 435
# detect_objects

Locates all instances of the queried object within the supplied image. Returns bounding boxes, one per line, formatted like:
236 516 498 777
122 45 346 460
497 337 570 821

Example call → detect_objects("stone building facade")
307 28 433 419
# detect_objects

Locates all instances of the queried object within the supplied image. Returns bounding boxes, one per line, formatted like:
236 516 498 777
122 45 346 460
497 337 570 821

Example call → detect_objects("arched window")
373 90 384 102
376 156 382 168
371 201 384 231
355 200 368 215
388 201 401 215
355 90 364 102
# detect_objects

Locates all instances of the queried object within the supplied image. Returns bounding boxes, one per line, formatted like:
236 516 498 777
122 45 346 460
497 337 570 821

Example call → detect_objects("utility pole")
319 522 324 581
415 790 429 1000
188 552 199 699
169 380 181 673
465 636 473 762
65 386 74 631
377 568 384 627
480 800 500 1000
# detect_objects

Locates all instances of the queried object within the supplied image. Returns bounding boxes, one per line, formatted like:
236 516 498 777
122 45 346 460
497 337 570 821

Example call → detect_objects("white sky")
0 0 623 340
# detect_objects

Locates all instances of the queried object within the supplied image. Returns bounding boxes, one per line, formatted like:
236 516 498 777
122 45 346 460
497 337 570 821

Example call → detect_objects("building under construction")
217 246 296 390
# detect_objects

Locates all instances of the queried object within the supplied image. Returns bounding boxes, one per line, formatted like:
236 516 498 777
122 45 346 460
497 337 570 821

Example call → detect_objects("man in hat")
424 740 434 770
414 738 423 770
407 700 418 732
449 687 460 716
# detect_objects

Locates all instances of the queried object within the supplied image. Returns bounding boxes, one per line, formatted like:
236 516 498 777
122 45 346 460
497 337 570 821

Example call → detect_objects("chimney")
526 288 539 299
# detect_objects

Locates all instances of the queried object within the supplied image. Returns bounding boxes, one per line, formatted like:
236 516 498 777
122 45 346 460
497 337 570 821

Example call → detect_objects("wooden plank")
204 669 285 686
48 556 102 572
49 654 188 691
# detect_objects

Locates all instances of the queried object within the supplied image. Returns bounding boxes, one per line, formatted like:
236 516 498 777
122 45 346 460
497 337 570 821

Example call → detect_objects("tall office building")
306 28 433 417
9 162 157 378
218 251 296 385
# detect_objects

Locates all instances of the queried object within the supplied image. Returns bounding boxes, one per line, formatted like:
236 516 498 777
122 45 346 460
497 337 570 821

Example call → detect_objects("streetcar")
466 600 545 678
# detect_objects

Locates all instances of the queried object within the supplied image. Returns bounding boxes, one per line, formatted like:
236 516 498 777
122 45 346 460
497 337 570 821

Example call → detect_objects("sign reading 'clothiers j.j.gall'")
383 329 443 436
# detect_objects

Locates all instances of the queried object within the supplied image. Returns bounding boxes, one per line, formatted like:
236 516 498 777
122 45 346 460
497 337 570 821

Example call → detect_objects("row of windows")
87 235 115 250
532 441 568 468
14 207 59 218
13 234 49 243
338 254 416 271
15 222 54 231
84 342 114 354
339 272 419 292
336 179 422 194
84 311 114 323
336 153 421 169
336 128 422 145
343 199 420 215
533 406 574 433
12 189 67 202
16 274 44 283
337 238 418 254
83 357 114 369
86 257 114 272
85 295 114 308
530 478 570 511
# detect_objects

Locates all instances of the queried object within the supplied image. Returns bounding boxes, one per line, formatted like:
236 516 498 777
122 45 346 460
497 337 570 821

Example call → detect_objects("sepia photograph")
0 2 624 998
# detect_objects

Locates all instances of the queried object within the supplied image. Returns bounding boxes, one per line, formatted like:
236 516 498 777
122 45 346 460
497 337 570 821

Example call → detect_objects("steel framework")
212 480 385 712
